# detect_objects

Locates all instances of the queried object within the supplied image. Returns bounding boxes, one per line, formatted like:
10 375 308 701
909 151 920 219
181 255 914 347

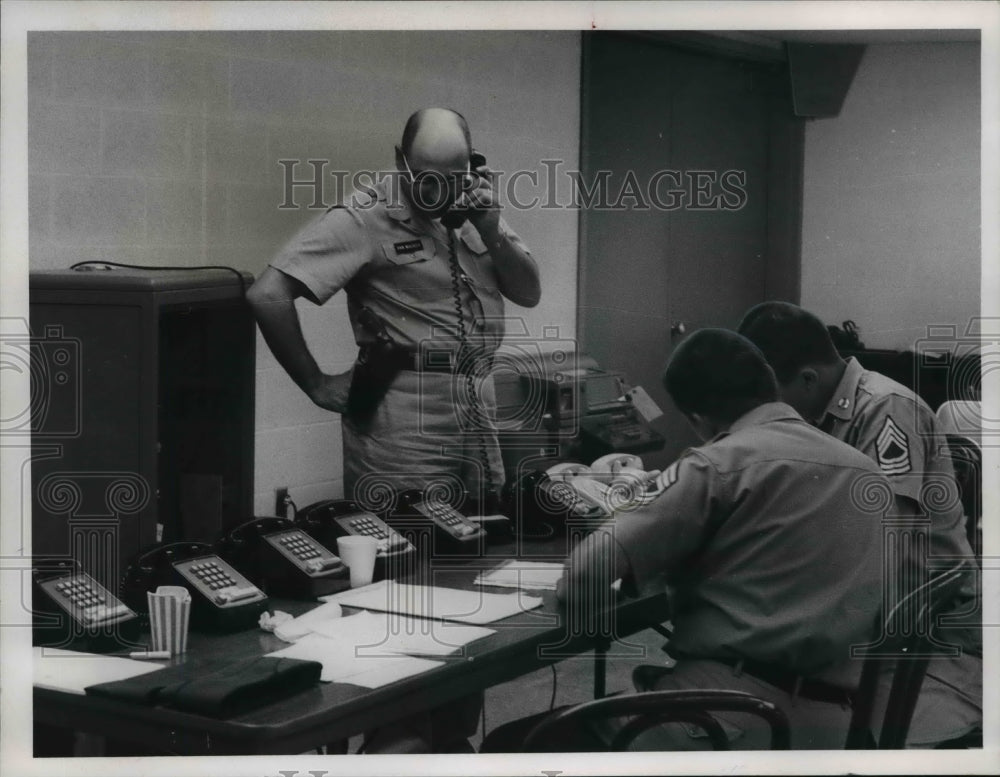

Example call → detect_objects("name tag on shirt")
394 239 424 256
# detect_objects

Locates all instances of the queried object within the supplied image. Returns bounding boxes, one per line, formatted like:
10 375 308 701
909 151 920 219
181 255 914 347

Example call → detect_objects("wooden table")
34 539 669 755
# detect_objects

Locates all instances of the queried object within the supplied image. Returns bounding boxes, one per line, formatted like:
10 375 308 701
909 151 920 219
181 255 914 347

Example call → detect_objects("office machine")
520 364 665 460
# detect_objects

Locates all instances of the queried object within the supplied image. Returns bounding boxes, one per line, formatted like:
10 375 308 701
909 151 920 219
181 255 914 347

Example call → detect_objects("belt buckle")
424 348 458 373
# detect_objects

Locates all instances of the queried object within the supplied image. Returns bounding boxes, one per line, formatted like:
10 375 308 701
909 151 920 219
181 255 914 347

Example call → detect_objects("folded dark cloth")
85 656 322 718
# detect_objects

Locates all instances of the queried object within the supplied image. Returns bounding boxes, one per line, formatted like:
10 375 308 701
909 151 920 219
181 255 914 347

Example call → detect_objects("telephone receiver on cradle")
502 453 667 539
296 498 416 581
501 461 610 541
32 556 141 652
120 540 268 633
386 488 489 555
214 516 350 599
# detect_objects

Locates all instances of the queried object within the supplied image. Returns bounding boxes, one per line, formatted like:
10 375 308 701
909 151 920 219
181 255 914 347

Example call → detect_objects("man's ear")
685 411 715 441
393 144 406 172
798 367 820 390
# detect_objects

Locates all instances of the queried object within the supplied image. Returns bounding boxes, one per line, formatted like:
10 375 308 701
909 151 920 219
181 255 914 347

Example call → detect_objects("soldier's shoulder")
857 369 932 415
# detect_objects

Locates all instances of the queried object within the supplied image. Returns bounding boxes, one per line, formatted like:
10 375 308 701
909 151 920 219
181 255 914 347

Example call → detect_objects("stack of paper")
267 632 442 688
312 610 493 657
265 610 494 688
474 561 565 591
33 647 164 695
321 580 544 625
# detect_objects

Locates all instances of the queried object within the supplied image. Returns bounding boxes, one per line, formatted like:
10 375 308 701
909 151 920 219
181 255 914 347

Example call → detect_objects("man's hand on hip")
306 369 353 414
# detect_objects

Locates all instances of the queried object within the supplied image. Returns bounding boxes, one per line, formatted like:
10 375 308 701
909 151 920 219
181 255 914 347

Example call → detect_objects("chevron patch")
658 461 679 491
875 416 912 475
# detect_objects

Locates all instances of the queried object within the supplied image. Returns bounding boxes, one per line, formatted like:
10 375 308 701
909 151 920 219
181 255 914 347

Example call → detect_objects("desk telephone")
121 542 268 633
296 499 417 579
389 489 488 554
32 557 140 652
504 454 666 537
214 516 350 598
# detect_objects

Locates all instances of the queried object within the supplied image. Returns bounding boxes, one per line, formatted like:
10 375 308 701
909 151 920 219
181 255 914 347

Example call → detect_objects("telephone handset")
121 541 268 633
591 453 645 475
32 557 140 652
440 150 488 230
543 463 612 517
296 499 416 581
545 462 612 516
214 517 350 599
590 453 665 504
388 489 487 555
500 460 611 541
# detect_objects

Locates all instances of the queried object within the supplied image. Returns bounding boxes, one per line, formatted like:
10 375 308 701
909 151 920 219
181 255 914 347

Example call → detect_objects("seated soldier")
483 329 889 751
738 301 982 747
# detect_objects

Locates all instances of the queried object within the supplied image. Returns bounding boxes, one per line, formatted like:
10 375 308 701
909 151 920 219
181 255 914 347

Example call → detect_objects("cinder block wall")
28 31 581 515
801 42 980 350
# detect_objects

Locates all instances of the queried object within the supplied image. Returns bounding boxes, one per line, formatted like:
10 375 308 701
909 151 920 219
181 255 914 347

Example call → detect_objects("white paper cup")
147 586 191 655
337 535 379 588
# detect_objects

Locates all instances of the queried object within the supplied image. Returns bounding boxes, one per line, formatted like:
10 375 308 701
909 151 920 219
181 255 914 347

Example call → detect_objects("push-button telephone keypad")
175 557 264 607
48 574 132 625
416 500 478 537
266 530 344 574
341 513 410 555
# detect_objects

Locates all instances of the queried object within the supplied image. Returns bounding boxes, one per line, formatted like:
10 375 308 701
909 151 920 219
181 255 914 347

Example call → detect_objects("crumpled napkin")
259 610 294 633
260 601 344 643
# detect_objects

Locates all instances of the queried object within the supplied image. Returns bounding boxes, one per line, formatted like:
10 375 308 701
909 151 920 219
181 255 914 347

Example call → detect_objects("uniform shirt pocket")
375 236 453 303
380 237 435 265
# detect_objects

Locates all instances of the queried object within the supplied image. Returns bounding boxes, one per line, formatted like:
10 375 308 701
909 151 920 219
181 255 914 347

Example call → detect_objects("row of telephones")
31 489 493 648
32 455 667 649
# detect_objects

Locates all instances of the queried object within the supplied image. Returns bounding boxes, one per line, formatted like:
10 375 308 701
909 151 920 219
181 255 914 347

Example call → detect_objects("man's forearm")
556 530 624 608
248 291 324 396
480 225 541 308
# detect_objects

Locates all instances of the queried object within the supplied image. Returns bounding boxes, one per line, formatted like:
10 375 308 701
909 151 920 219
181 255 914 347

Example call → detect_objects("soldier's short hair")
663 329 779 424
737 301 841 383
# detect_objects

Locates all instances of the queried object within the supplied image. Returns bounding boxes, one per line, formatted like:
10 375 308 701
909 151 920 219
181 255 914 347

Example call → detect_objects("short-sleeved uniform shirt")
610 402 885 685
818 357 973 562
271 176 531 356
269 176 533 495
820 359 981 744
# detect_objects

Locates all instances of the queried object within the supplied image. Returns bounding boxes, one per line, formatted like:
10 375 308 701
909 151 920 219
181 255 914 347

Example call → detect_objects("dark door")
579 33 803 468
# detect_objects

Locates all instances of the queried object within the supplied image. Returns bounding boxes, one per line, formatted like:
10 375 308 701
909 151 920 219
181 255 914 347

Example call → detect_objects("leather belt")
679 653 853 706
374 347 494 375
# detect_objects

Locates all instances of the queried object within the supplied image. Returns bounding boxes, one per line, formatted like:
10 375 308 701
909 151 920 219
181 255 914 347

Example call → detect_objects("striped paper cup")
147 586 192 655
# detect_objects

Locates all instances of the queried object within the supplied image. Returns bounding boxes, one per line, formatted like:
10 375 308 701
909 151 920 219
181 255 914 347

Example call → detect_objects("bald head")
396 108 474 217
400 108 471 166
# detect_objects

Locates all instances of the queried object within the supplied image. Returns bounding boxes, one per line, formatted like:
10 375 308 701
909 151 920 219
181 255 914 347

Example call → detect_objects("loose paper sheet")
265 632 443 688
33 647 165 696
320 579 543 624
473 560 565 591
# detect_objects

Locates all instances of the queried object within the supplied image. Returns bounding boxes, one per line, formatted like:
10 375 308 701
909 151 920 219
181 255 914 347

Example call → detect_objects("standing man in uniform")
737 301 981 747
247 108 540 753
248 107 539 507
555 329 886 750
